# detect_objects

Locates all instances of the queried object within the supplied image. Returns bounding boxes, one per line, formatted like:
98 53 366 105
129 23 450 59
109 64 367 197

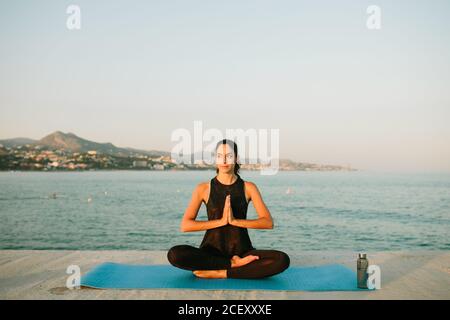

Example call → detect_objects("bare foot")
193 270 227 279
230 255 259 268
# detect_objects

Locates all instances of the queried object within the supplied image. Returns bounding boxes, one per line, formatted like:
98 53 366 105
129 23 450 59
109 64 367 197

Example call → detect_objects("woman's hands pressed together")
221 194 236 226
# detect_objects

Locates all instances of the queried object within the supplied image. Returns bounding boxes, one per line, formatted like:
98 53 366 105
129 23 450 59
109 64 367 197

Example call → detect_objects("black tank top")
199 174 255 258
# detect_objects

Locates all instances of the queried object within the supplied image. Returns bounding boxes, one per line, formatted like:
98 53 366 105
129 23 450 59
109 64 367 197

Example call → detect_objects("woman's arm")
230 182 274 229
180 183 227 232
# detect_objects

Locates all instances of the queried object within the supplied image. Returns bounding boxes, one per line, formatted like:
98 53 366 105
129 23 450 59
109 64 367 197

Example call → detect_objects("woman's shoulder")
243 180 259 202
194 180 212 204
243 180 257 190
195 179 213 195
195 180 211 190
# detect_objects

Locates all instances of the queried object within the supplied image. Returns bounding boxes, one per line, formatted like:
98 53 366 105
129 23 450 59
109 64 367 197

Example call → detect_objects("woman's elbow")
266 218 274 229
180 222 188 232
180 219 194 232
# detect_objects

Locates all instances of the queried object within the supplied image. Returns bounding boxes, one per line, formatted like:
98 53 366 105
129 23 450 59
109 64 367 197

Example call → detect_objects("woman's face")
215 143 236 174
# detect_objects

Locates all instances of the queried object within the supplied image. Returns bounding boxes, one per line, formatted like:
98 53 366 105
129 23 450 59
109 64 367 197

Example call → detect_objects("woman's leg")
226 249 290 279
167 245 232 271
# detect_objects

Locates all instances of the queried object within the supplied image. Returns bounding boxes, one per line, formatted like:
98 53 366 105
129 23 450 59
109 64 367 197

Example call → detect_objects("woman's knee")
167 245 191 267
273 250 290 271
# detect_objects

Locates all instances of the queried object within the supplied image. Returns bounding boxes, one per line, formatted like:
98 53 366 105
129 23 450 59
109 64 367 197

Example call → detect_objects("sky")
1 0 449 173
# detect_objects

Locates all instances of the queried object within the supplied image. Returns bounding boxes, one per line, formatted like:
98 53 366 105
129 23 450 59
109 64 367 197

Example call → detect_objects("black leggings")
167 245 290 279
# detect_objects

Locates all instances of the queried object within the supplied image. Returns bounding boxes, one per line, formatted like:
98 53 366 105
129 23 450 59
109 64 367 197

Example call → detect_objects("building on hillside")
153 164 165 170
133 160 148 168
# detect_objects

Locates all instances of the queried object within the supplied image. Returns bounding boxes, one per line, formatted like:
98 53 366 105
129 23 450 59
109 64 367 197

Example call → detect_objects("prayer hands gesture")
221 194 236 226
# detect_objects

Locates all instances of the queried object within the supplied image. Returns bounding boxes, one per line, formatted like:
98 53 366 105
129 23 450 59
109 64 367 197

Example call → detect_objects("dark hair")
215 139 240 175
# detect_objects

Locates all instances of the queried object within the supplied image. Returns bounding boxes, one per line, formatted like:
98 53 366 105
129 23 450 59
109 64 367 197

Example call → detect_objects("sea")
0 170 449 252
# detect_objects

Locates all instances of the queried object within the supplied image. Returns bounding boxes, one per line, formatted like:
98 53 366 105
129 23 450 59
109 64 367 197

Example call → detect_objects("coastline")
0 250 448 300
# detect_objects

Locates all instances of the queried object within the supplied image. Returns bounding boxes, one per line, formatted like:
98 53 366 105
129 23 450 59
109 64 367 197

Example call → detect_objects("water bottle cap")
358 253 367 259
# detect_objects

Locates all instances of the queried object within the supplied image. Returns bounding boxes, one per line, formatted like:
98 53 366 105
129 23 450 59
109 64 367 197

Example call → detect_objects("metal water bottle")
357 253 369 289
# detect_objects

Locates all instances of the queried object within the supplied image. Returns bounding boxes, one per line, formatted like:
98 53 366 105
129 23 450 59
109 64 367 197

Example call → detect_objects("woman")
167 139 290 279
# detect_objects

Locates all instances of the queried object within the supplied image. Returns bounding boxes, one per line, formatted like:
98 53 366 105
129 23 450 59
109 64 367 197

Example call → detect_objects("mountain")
38 131 113 153
0 131 169 157
0 137 37 148
37 131 170 157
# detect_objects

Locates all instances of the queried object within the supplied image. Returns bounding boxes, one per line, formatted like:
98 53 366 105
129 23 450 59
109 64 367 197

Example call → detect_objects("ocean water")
0 171 449 252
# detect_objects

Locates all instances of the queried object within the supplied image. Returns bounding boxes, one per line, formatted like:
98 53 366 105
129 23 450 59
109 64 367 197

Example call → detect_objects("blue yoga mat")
81 263 371 291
